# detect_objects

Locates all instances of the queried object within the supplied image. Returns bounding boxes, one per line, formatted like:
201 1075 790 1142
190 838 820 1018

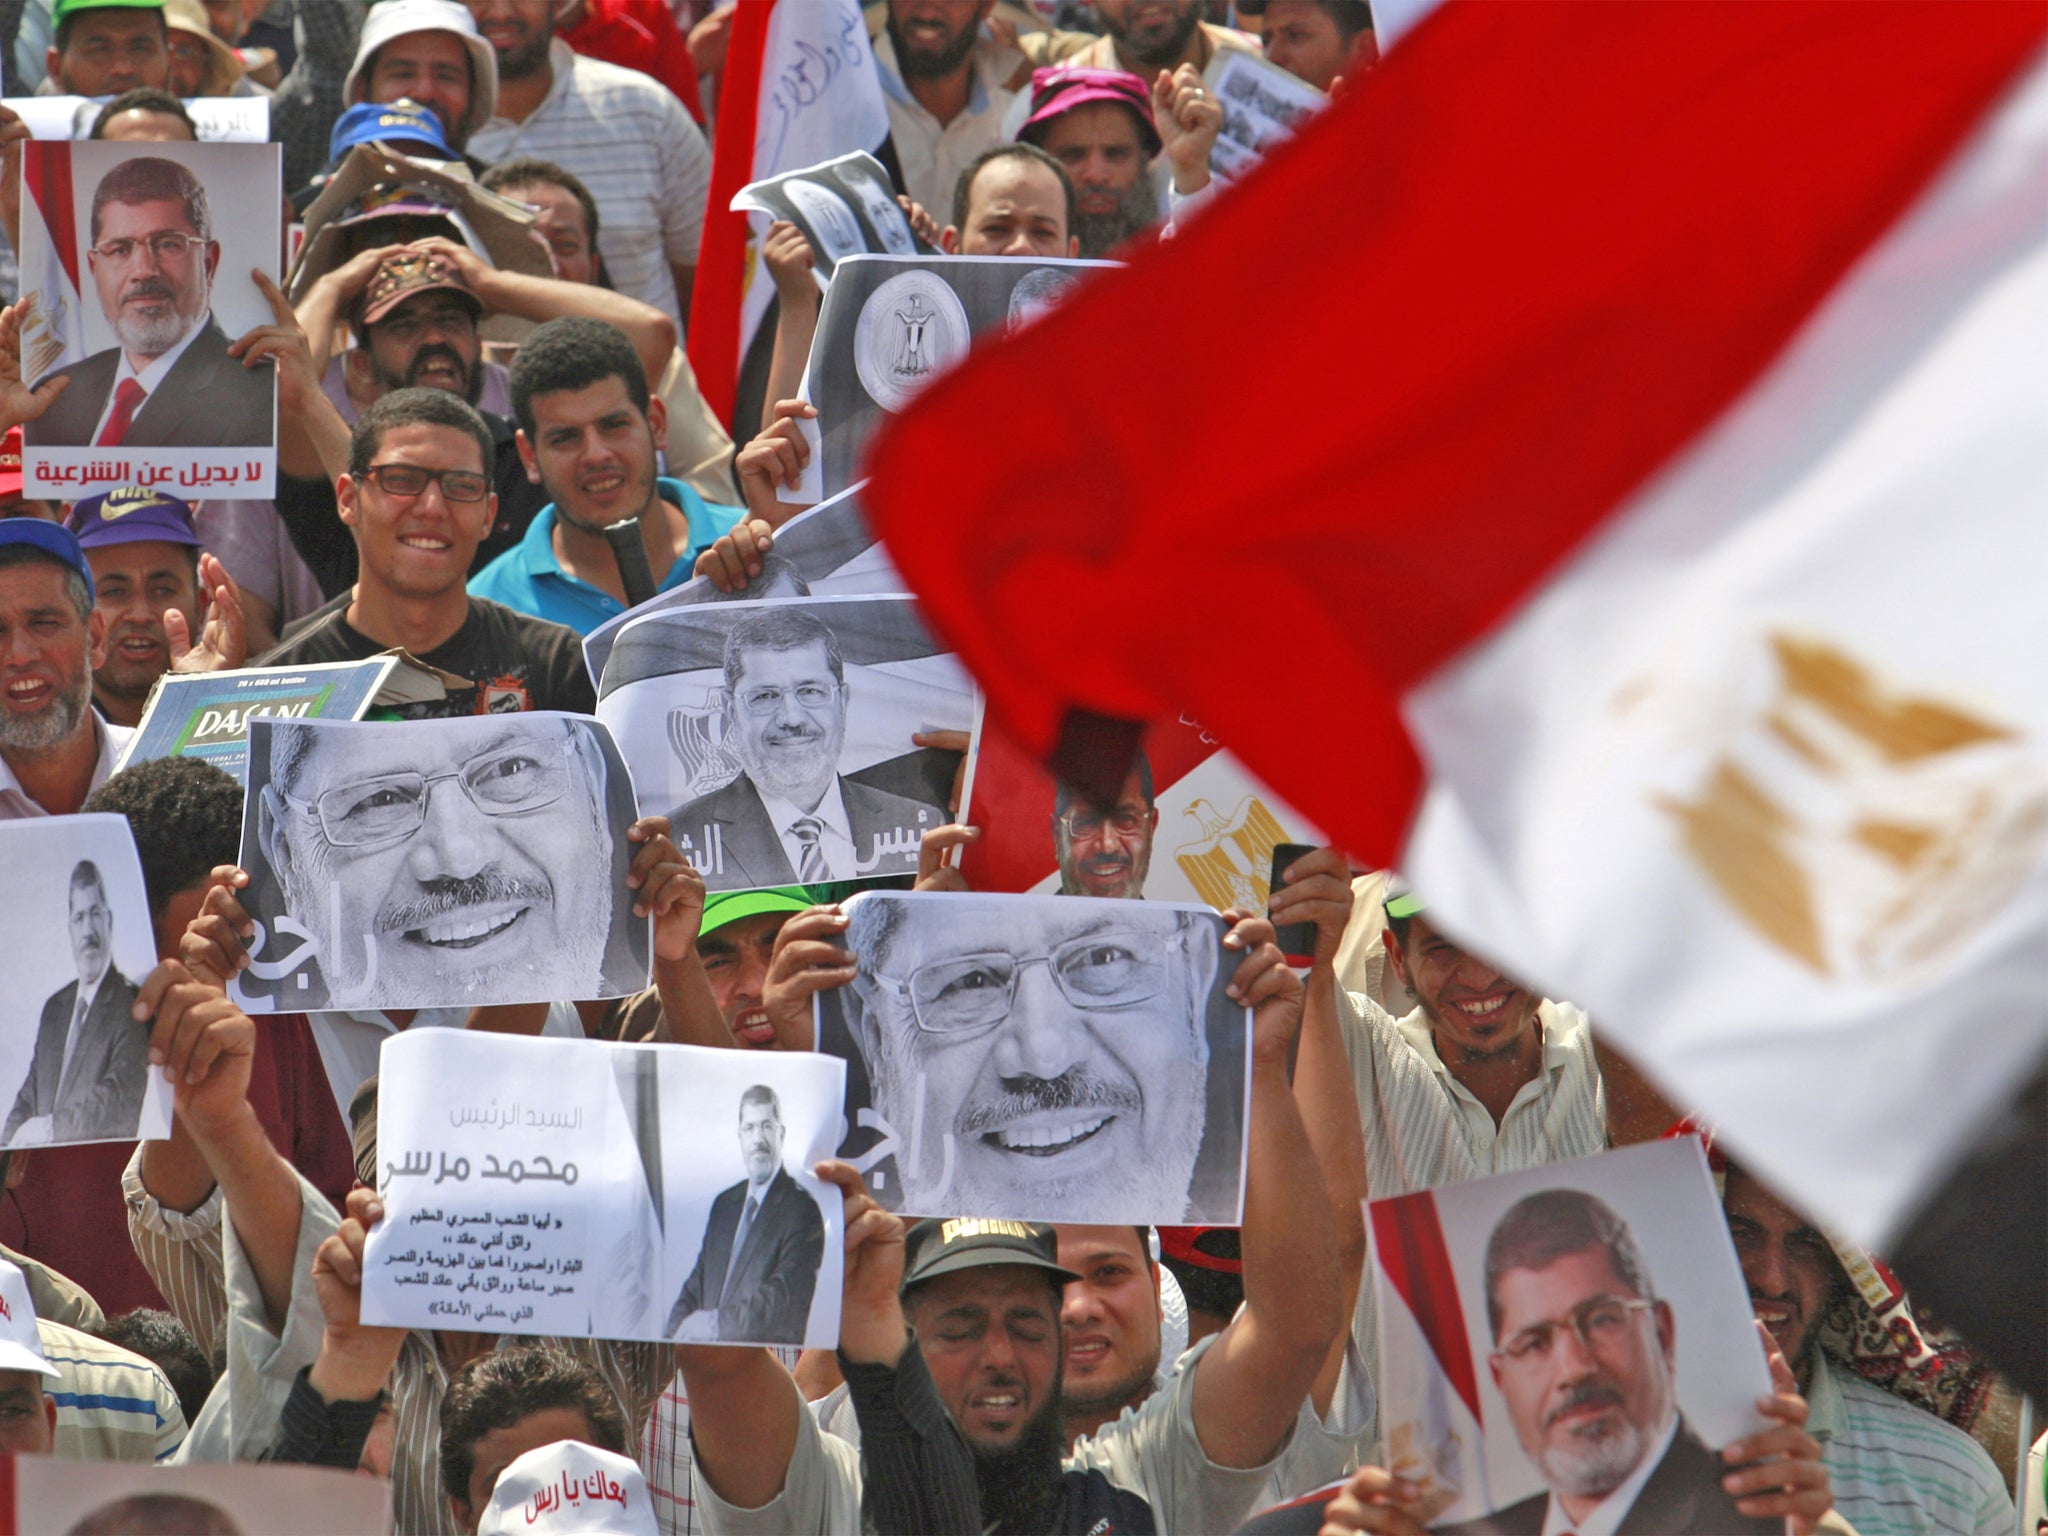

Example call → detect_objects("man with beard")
667 609 933 889
462 0 710 326
29 155 272 449
1254 0 1378 93
1016 66 1166 257
41 0 171 100
1052 752 1155 899
873 0 1028 219
1025 0 1261 79
338 0 499 165
470 317 743 635
67 487 246 728
665 1084 826 1344
0 522 132 819
4 858 145 1145
677 909 1345 1536
1433 1189 1780 1535
259 387 594 719
1723 1163 2013 1536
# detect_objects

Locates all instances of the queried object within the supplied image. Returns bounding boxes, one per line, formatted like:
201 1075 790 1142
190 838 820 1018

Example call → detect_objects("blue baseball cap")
0 520 94 602
328 98 453 162
67 486 202 551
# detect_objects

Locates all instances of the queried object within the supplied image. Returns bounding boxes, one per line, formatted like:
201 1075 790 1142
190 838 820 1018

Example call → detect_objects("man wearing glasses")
837 891 1225 1222
667 607 934 890
257 386 595 718
1053 749 1158 899
253 711 630 1009
31 154 272 449
1436 1188 1779 1535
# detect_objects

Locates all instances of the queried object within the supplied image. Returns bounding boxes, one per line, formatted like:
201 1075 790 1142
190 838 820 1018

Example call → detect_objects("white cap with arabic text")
476 1441 656 1536
0 1259 57 1379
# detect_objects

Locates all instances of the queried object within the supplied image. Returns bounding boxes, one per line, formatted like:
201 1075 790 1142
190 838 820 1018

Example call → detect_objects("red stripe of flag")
0 1450 17 1536
1371 1190 1484 1425
860 1 2047 871
25 143 79 293
686 0 774 430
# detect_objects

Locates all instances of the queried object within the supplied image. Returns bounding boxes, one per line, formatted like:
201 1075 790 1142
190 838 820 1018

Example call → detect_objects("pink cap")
1016 65 1163 158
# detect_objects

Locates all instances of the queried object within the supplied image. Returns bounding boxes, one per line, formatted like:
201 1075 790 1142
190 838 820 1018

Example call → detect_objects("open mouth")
398 533 452 553
1066 1336 1113 1369
115 634 162 661
402 906 527 951
733 1007 776 1047
4 676 55 711
579 472 627 497
986 1112 1113 1156
1450 991 1515 1026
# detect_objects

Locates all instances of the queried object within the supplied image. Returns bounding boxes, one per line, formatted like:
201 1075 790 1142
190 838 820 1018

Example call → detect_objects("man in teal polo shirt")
469 317 743 634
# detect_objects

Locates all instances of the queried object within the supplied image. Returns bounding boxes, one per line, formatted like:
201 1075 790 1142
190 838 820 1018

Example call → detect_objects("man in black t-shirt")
259 387 594 718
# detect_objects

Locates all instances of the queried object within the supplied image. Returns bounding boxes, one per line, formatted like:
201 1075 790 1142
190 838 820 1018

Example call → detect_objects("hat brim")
902 1247 1081 1293
0 1340 60 1380
701 888 819 936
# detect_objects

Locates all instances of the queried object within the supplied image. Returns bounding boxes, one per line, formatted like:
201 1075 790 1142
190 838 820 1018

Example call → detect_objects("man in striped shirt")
463 0 710 328
1725 1164 2014 1536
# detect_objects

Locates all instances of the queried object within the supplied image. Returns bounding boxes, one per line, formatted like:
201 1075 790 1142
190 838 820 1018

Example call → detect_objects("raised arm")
1188 915 1344 1468
233 271 351 483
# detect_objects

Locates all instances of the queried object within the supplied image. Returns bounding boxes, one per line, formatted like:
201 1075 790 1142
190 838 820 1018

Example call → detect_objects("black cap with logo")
900 1218 1082 1295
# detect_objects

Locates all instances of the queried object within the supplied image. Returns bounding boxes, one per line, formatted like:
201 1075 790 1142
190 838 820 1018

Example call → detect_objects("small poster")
595 595 973 892
1369 1139 1776 1531
732 151 928 278
796 254 1115 500
1202 50 1328 181
117 658 400 786
1 93 270 143
0 816 171 1148
232 713 651 1013
11 1444 386 1532
583 482 899 690
363 1030 846 1347
815 890 1251 1224
17 139 280 499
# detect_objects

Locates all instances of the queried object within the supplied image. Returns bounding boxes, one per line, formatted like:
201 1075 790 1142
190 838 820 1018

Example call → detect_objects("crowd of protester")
0 2 2035 1534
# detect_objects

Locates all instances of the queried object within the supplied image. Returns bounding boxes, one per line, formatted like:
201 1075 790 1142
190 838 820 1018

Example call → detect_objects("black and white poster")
732 151 928 278
595 596 973 892
794 253 1115 499
815 890 1251 1224
0 816 170 1148
582 482 900 691
363 1029 845 1348
231 713 650 1012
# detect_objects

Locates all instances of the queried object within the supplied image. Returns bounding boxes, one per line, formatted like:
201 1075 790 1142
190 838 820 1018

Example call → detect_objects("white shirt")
468 40 710 325
759 778 856 881
0 717 133 820
88 313 210 445
872 28 1023 219
1540 1413 1677 1536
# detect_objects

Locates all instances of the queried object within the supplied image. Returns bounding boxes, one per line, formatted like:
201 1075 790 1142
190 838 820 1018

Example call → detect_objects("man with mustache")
666 608 934 890
29 155 272 449
4 859 145 1146
1016 66 1167 258
1052 751 1156 899
1434 1188 1779 1534
665 1084 826 1345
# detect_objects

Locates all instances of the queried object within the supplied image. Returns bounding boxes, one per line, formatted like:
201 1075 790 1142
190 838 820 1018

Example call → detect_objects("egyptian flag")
861 2 2048 1394
686 0 888 430
15 143 89 394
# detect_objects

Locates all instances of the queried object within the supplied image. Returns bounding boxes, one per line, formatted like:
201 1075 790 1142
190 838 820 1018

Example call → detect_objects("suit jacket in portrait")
1435 1420 1779 1535
668 772 933 889
32 316 275 448
3 970 146 1144
665 1166 825 1344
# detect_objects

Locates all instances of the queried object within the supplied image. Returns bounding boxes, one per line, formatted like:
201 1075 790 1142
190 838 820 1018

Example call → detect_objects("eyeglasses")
88 232 208 265
1492 1296 1654 1370
281 747 570 847
362 463 490 503
735 682 839 716
875 930 1170 1036
1057 805 1150 839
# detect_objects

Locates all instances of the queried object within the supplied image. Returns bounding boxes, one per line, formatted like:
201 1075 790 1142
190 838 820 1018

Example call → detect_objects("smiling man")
840 894 1218 1220
0 523 130 820
1052 753 1156 899
470 317 742 635
255 712 622 1009
665 1084 826 1344
30 155 272 449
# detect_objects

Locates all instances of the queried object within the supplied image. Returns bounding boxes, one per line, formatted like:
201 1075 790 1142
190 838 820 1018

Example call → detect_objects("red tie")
95 378 146 447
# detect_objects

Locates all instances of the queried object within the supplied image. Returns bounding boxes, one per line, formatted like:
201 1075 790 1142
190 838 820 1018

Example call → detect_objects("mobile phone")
1268 843 1318 964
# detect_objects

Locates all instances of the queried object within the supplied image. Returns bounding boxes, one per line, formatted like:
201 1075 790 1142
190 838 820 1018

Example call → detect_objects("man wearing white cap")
341 0 498 159
0 1255 62 1455
477 1441 659 1536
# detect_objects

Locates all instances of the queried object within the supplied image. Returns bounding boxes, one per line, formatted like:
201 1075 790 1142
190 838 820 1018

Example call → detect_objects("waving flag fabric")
861 0 2048 1271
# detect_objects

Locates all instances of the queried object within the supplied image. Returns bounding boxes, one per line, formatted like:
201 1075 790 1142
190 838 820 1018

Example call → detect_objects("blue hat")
328 98 453 163
0 520 93 603
67 486 202 551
